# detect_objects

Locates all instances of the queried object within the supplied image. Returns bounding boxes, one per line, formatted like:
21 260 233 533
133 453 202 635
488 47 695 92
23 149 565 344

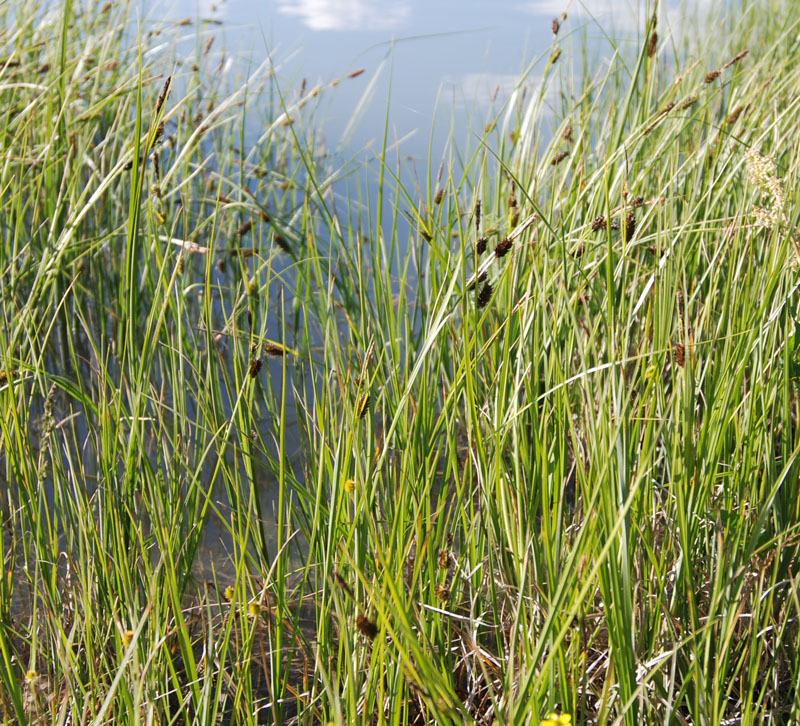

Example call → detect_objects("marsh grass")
2 0 800 724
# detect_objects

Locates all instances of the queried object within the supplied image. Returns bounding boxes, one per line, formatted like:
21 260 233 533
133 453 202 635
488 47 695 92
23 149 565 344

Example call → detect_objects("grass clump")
2 0 800 725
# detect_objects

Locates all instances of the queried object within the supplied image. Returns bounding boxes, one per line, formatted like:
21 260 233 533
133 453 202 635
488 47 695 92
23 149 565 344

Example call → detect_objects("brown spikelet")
726 105 744 125
673 343 685 368
420 229 432 242
476 237 487 255
551 150 569 166
624 211 636 239
249 358 262 378
203 36 214 56
259 209 270 222
630 196 644 208
438 550 450 569
153 121 165 145
494 238 512 258
273 234 291 253
552 17 560 35
722 49 748 70
151 151 160 183
704 70 720 84
647 31 658 57
176 17 191 26
435 585 450 602
563 124 573 143
476 281 493 309
571 244 585 258
347 68 365 79
357 393 370 419
434 188 444 205
591 215 607 232
475 199 481 233
484 121 495 134
237 220 252 237
155 76 171 114
356 615 378 640
679 95 699 110
467 271 487 291
264 344 285 357
334 571 355 600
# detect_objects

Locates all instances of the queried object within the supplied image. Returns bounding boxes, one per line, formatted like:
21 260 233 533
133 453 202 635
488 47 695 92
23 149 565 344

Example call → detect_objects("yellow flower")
248 601 261 617
343 478 356 493
25 669 37 683
122 630 134 647
540 713 571 726
224 586 235 601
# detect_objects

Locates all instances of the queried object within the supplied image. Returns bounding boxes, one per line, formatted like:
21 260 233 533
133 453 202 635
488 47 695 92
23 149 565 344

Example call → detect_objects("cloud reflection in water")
276 0 410 31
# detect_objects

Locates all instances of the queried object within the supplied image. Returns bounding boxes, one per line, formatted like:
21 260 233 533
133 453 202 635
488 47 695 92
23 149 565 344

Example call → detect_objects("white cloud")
276 0 410 31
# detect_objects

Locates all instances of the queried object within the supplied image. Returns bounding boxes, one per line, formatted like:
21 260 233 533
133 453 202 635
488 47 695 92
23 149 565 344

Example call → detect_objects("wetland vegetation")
1 0 800 724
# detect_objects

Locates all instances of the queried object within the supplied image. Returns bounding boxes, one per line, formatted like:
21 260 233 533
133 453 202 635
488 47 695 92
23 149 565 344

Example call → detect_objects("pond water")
142 0 716 162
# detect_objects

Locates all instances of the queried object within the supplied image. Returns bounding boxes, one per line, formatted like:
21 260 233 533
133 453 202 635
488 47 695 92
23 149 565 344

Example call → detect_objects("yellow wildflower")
122 630 134 647
343 478 356 493
224 586 235 601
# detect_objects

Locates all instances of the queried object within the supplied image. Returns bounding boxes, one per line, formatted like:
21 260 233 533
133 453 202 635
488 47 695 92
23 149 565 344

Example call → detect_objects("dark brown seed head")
151 151 160 182
475 199 481 232
434 188 444 205
571 244 585 258
264 344 285 357
476 281 493 309
704 70 720 84
679 95 699 110
647 31 658 58
467 270 487 291
476 237 487 255
726 105 744 125
249 358 262 378
551 150 569 166
563 124 573 143
334 571 355 599
273 234 291 253
153 121 164 144
155 76 171 114
494 238 513 258
624 211 636 239
356 615 378 640
630 196 644 208
357 393 370 419
552 17 560 35
722 49 748 70
237 220 252 237
591 215 607 232
438 550 450 569
673 343 685 368
347 68 365 79
435 585 450 602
